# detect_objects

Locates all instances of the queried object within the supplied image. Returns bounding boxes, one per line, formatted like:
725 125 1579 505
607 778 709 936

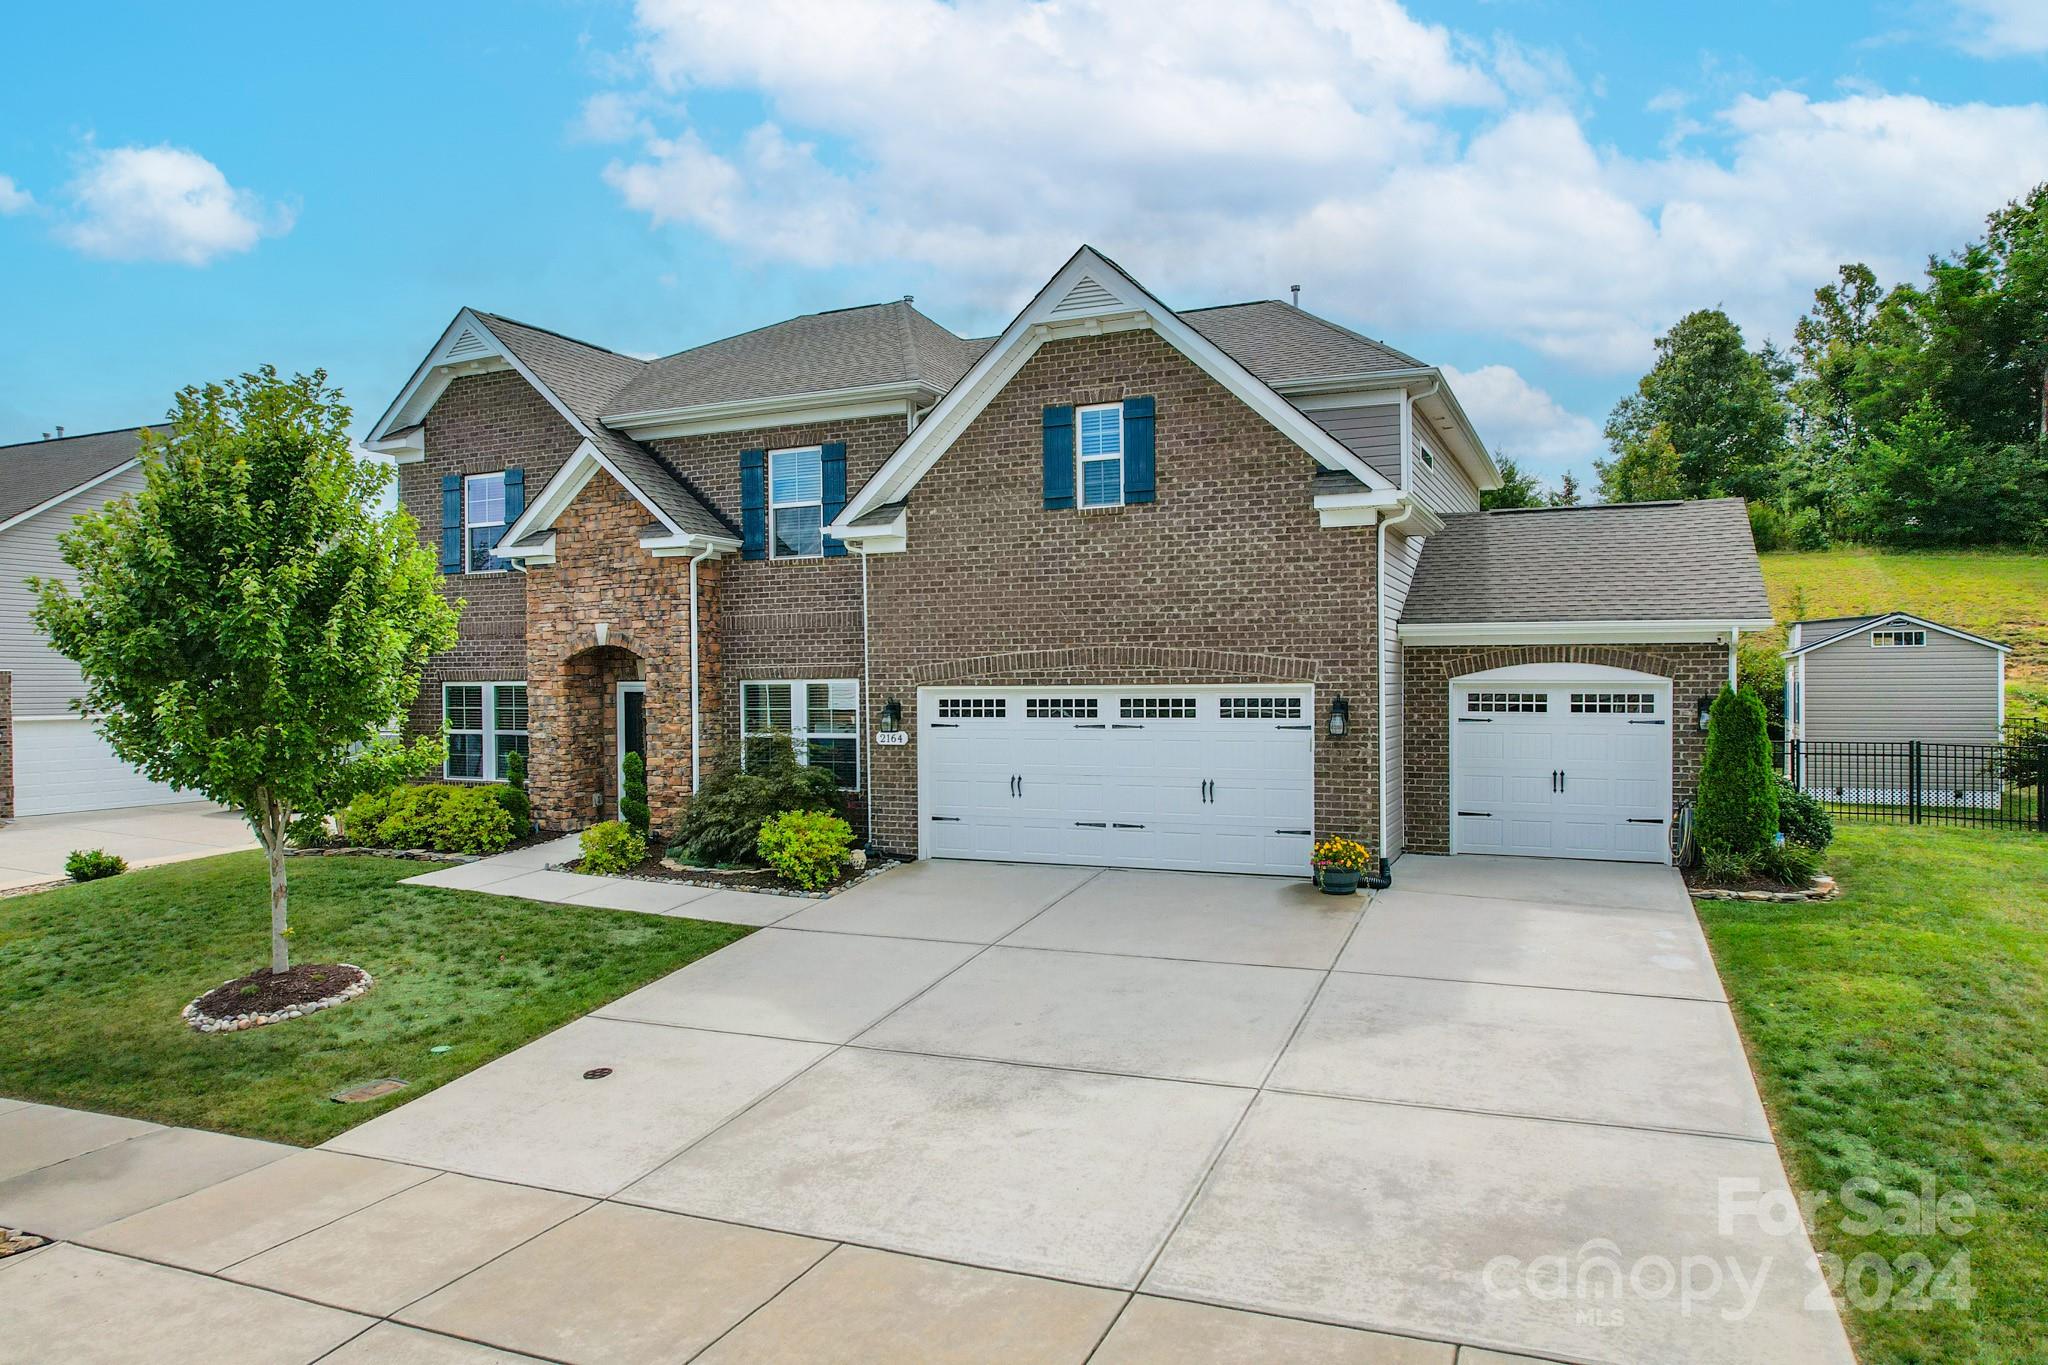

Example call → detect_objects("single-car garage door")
918 686 1313 876
1450 670 1673 864
13 717 184 816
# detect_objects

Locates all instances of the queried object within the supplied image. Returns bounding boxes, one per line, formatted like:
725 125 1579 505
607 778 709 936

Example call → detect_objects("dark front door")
618 684 646 817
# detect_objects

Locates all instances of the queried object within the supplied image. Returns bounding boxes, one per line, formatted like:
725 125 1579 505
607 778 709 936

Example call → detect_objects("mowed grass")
1759 547 2048 717
1699 824 2048 1363
0 852 749 1145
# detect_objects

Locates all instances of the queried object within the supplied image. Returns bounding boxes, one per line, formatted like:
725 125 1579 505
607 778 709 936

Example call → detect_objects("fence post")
2036 739 2047 833
1791 738 1802 789
1909 740 1923 825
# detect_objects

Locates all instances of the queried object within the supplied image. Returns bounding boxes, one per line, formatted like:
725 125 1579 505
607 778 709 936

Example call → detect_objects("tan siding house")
1785 613 2008 745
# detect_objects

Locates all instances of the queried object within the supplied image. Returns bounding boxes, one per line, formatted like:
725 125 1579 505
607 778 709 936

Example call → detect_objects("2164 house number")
875 730 909 746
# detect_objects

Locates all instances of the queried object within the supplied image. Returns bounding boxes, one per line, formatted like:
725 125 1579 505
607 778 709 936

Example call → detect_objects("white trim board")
830 246 1397 543
491 439 739 562
1399 619 1773 646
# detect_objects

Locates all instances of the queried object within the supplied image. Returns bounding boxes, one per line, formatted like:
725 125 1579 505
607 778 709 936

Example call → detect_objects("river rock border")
1692 874 1840 903
183 964 375 1033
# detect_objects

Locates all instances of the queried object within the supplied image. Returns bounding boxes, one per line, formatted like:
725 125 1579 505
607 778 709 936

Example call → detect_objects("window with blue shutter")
503 466 524 526
439 474 462 573
821 442 848 558
740 449 767 560
1042 406 1075 510
1121 396 1155 504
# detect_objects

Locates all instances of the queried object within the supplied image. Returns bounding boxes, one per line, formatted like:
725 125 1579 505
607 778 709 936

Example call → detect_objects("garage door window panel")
1120 697 1196 720
1569 692 1656 714
1468 691 1546 714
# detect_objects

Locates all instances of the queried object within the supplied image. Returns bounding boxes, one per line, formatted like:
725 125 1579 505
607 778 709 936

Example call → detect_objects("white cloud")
574 91 655 143
1443 364 1603 479
1951 0 2048 56
594 0 2048 376
0 174 33 214
60 145 293 266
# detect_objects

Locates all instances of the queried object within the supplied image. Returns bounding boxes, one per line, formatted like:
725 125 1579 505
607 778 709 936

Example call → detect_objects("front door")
616 682 646 818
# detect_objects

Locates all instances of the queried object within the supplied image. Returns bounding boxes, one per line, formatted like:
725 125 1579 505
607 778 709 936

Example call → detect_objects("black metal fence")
1778 733 2046 831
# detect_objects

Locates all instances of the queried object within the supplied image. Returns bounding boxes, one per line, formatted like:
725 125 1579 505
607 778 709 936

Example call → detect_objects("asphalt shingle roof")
1403 497 1772 625
1180 301 1424 385
0 426 151 525
602 300 986 419
478 313 733 540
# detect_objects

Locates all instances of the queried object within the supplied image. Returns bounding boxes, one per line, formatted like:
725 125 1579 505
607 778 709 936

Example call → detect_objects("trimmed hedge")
1775 776 1834 851
1695 685 1778 859
340 783 523 856
580 820 646 875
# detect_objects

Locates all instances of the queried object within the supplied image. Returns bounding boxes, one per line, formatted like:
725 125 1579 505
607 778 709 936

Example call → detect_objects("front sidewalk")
0 800 255 892
399 834 812 927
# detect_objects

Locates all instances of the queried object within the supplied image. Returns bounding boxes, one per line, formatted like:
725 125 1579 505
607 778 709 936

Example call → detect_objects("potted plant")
1311 835 1374 896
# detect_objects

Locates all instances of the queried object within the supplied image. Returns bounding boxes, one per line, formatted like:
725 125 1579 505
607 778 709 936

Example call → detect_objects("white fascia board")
496 439 685 550
364 426 426 465
1288 388 1405 413
642 531 741 557
0 457 141 535
497 531 557 566
606 381 943 439
826 507 909 554
1399 618 1775 646
1312 487 1407 530
836 246 1396 530
1785 610 2010 657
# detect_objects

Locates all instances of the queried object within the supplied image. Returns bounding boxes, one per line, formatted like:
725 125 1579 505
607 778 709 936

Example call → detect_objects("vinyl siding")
0 465 146 716
1411 423 1479 517
1379 525 1425 856
1801 628 2002 743
1308 403 1403 485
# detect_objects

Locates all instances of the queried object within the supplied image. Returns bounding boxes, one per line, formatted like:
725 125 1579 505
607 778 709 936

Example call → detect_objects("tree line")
1485 183 2048 550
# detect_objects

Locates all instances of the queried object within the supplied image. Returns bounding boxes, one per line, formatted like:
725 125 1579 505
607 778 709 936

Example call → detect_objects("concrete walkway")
0 855 1857 1364
399 834 809 927
0 800 255 891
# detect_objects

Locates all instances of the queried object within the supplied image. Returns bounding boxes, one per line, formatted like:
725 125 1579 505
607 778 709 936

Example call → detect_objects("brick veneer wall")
523 470 716 836
400 370 583 742
1401 642 1731 854
0 671 12 820
862 328 1381 857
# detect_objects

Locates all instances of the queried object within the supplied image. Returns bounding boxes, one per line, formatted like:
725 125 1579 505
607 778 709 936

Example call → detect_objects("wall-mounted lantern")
880 698 903 732
1328 694 1350 738
1696 695 1713 732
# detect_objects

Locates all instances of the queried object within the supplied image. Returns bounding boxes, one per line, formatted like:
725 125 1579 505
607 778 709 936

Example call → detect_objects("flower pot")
1319 867 1361 896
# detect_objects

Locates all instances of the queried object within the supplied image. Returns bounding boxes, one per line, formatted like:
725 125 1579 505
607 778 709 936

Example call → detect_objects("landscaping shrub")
1695 685 1778 860
284 811 331 848
667 733 841 866
433 786 518 854
1775 777 1834 851
65 849 127 882
757 809 855 890
1701 840 1821 889
486 782 531 839
342 783 516 855
580 820 647 875
621 751 650 838
504 749 526 792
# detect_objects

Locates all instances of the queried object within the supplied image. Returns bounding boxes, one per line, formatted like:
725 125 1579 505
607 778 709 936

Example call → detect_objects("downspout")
860 549 874 850
688 542 716 793
1729 626 1740 691
1377 496 1426 859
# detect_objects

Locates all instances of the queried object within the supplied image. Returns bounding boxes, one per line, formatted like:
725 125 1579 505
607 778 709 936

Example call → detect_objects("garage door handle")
1457 810 1493 818
1073 821 1107 828
1112 822 1146 829
1628 817 1668 825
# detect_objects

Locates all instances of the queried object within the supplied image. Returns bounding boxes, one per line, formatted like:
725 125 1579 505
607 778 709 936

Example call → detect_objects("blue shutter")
821 442 848 558
1042 406 1075 510
740 449 767 560
439 474 462 573
1122 396 1155 504
503 467 524 526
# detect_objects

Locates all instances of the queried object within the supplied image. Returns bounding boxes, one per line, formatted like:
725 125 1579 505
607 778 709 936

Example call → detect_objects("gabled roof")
1786 610 2009 657
603 299 986 421
0 426 150 531
1181 301 1424 384
1403 497 1773 626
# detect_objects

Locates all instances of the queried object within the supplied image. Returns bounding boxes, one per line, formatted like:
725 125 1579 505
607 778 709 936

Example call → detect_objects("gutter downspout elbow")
687 542 716 794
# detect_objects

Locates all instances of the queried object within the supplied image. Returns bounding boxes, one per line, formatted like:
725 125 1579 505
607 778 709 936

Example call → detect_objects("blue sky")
3 0 2044 487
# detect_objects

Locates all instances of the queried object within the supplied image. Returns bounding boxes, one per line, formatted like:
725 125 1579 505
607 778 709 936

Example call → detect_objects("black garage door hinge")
929 815 961 822
1627 817 1668 825
1457 810 1494 817
1457 717 1493 723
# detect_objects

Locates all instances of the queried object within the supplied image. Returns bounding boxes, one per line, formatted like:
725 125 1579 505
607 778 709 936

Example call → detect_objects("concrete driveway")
300 853 1854 1363
0 800 254 890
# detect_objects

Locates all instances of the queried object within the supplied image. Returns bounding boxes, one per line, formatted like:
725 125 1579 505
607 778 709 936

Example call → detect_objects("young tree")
32 368 459 975
1594 424 1685 504
1481 455 1545 510
620 750 651 838
1694 685 1778 860
1603 309 1790 501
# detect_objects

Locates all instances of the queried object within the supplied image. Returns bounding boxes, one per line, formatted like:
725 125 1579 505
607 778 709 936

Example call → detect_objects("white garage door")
1450 675 1673 864
14 717 184 816
918 686 1314 876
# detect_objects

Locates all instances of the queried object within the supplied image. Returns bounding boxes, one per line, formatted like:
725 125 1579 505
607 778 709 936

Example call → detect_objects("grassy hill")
1757 547 2047 721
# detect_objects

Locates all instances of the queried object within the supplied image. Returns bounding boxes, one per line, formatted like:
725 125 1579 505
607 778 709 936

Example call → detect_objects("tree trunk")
261 795 290 975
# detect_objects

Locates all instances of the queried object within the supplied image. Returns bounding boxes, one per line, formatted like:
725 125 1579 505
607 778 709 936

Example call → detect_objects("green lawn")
1699 824 2048 1364
0 852 749 1145
1759 547 2048 718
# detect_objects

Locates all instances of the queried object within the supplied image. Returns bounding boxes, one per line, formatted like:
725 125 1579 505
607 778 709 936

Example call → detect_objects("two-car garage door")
918 687 1313 876
1449 671 1674 864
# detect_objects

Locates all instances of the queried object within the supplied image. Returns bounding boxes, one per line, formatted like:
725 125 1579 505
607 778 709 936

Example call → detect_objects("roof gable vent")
446 325 489 359
1051 274 1121 316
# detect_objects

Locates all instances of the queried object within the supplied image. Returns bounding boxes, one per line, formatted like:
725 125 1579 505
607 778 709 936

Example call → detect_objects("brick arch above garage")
909 645 1324 687
1401 641 1731 857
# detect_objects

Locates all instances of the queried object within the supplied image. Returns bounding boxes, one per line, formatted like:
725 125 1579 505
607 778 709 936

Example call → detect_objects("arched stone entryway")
528 642 645 833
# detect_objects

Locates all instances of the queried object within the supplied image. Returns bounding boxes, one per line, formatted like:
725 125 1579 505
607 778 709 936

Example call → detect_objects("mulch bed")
561 854 892 899
192 963 369 1018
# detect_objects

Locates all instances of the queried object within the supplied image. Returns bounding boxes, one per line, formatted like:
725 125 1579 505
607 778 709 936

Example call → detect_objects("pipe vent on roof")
1051 275 1120 315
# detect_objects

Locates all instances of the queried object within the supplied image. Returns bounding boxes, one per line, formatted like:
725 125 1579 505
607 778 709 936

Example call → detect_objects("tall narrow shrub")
621 750 650 838
1695 684 1778 858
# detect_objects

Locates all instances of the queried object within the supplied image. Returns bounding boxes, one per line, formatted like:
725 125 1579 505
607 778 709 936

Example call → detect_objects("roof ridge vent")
1051 274 1120 316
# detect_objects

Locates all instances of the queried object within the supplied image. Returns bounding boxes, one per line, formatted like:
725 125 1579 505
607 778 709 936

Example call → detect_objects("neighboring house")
365 246 1771 870
0 426 185 816
1783 611 2012 807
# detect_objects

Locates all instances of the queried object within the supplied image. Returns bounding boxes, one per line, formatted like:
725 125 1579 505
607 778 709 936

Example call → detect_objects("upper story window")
465 472 511 572
1870 629 1926 648
1077 404 1124 508
770 447 824 559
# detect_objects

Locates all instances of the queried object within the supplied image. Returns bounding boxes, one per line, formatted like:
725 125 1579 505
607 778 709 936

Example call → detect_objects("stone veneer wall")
861 328 1382 857
1401 641 1731 855
0 671 12 819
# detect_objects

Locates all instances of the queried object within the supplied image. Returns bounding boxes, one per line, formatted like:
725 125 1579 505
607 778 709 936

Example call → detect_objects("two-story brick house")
368 247 1771 871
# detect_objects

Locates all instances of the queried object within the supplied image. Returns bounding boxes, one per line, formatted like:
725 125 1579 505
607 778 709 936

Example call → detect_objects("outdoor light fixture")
1696 696 1713 732
1328 695 1350 738
880 698 903 732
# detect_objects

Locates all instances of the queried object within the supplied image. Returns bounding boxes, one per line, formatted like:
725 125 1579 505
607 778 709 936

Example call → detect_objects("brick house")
367 247 1771 871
